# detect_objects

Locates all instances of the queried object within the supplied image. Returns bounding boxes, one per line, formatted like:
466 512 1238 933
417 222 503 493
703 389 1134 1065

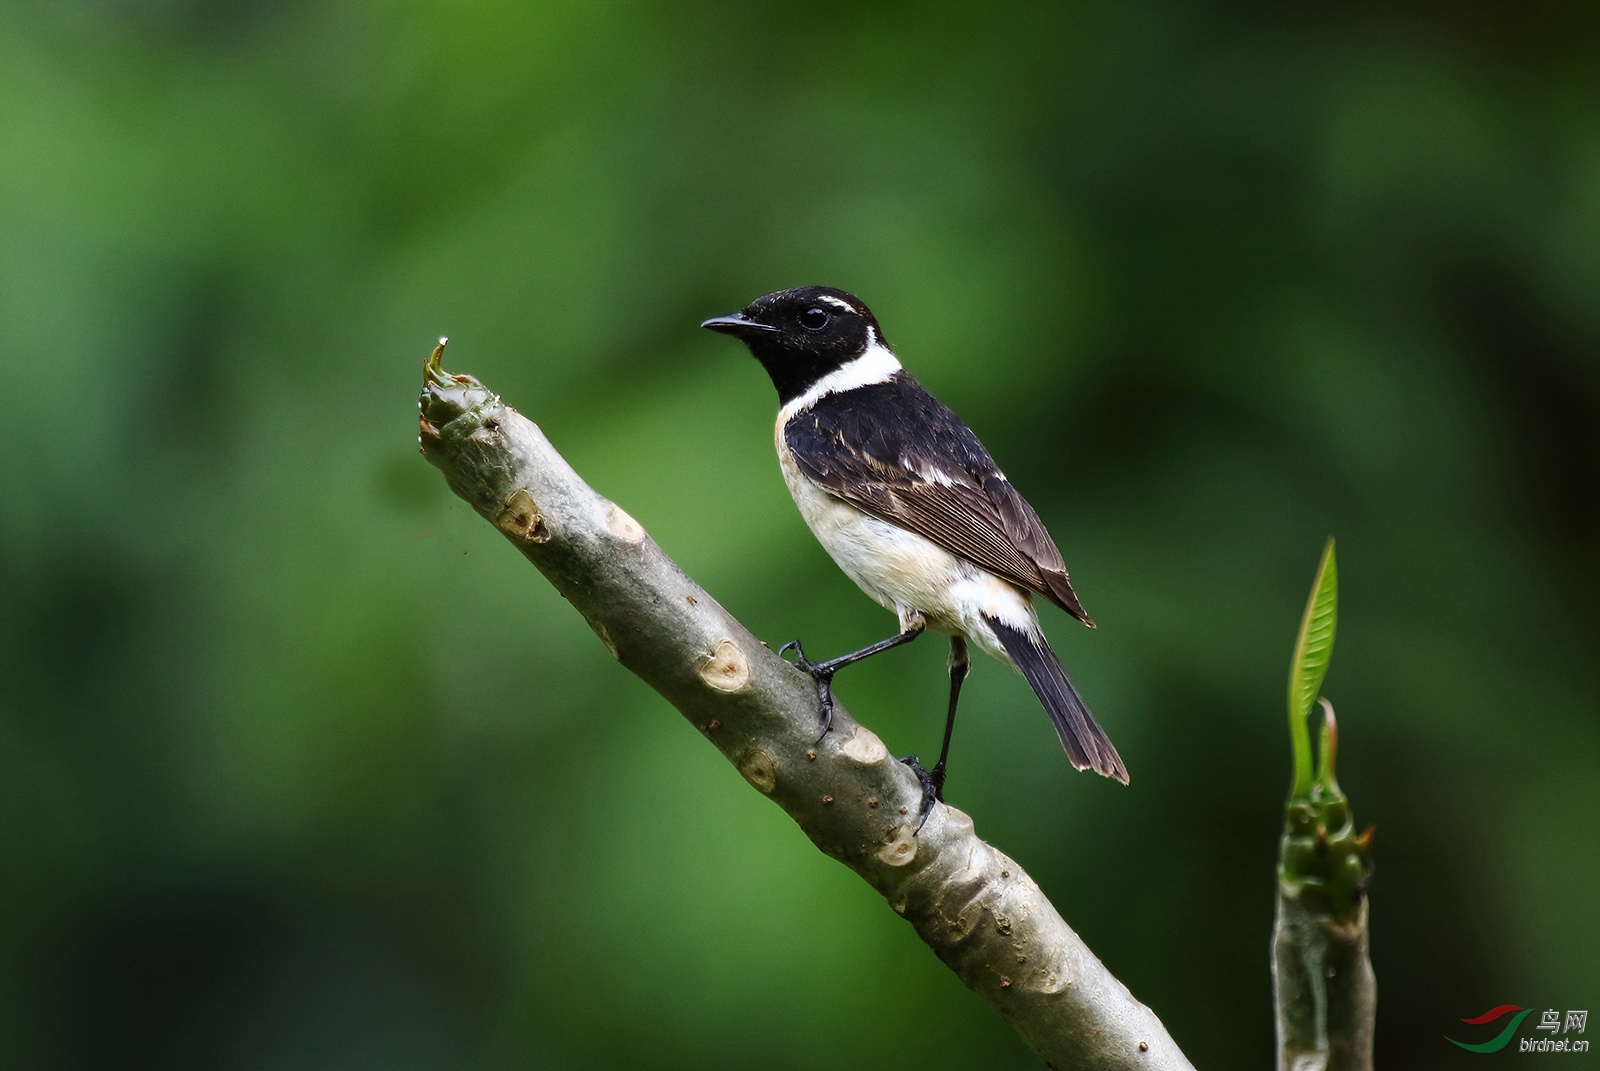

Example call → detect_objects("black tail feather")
985 616 1128 784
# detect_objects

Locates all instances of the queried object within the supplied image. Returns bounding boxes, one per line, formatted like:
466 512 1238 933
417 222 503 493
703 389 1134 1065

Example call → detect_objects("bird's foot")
898 754 945 833
779 639 836 742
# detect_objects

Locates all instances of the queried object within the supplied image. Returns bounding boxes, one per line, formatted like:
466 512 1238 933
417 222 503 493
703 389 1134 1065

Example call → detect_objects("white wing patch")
921 465 961 488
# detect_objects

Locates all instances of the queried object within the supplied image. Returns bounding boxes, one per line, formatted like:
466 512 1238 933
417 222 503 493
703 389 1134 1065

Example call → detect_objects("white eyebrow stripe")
777 339 902 423
816 295 855 311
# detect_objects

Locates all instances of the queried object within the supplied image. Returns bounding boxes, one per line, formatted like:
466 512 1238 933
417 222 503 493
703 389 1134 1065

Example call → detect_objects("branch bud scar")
738 749 777 793
496 489 549 543
606 505 646 542
877 826 918 867
840 728 888 765
699 640 750 692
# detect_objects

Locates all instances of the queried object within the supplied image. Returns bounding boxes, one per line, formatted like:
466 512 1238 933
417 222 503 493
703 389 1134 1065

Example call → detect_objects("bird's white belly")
776 430 1036 663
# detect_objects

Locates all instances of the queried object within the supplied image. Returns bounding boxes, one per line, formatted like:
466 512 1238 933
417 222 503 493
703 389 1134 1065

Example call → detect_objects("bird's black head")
701 286 890 404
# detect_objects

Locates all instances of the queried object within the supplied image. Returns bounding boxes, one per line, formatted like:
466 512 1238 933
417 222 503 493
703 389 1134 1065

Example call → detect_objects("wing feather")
784 375 1093 626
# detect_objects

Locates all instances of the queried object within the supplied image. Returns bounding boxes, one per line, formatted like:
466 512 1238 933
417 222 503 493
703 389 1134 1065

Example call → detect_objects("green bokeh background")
2 1 1597 1067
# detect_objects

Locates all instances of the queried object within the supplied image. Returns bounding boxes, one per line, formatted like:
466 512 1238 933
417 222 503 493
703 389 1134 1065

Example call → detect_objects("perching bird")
702 286 1127 818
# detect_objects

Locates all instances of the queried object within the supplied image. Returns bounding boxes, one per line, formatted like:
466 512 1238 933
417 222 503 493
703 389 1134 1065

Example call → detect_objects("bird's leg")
931 635 970 796
902 636 969 831
780 614 925 741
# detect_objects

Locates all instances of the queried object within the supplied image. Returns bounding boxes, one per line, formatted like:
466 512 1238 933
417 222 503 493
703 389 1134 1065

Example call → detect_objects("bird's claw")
898 754 945 833
780 638 836 741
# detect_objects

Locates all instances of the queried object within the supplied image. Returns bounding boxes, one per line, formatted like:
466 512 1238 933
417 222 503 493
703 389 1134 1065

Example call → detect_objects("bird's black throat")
744 336 861 405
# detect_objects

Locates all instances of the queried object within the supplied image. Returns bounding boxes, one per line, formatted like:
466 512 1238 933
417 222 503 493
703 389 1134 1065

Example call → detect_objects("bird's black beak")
701 313 780 338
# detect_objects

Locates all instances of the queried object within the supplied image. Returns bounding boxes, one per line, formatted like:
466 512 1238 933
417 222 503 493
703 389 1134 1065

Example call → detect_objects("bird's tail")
985 615 1129 784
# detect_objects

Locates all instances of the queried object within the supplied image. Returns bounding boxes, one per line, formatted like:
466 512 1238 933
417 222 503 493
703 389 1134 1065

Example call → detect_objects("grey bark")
418 347 1192 1070
1271 892 1376 1071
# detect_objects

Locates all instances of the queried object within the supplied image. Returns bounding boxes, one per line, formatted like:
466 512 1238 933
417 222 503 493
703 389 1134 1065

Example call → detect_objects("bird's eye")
800 307 830 331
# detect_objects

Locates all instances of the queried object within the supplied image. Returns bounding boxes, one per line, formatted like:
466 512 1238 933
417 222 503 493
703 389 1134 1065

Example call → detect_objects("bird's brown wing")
784 375 1093 626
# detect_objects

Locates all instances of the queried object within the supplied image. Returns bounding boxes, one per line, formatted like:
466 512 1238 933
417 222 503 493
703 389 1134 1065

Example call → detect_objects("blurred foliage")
1 0 1597 1068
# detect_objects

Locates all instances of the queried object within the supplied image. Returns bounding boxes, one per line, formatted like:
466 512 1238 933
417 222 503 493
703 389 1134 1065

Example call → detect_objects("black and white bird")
702 286 1127 817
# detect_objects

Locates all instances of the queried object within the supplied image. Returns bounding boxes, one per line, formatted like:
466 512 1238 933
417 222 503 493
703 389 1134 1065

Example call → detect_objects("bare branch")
418 346 1192 1070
